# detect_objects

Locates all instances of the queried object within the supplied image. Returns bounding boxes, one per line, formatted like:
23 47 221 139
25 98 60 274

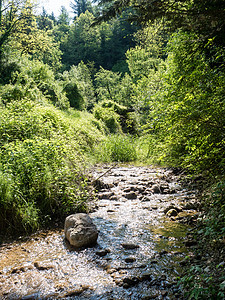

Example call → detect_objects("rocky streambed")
0 165 200 299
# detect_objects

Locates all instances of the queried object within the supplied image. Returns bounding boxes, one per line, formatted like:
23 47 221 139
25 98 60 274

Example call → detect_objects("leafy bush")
93 103 122 133
93 100 139 134
0 57 69 109
62 62 96 110
0 99 104 235
133 30 225 175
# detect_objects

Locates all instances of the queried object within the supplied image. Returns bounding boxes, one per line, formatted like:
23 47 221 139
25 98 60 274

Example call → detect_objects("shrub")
93 104 122 133
0 99 104 236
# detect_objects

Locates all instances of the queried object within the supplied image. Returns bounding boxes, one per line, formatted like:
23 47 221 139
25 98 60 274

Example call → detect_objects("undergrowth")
178 180 225 299
94 134 137 162
0 99 105 237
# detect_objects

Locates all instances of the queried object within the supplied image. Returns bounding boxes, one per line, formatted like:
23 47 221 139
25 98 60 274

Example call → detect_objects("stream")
0 165 199 299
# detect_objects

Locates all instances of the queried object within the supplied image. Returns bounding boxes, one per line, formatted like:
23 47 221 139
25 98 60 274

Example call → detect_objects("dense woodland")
0 0 225 297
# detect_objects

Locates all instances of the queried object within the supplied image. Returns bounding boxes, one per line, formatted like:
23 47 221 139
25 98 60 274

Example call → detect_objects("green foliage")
95 134 137 162
0 56 69 109
201 182 225 238
179 264 225 299
93 103 122 134
93 100 138 134
133 30 225 175
95 67 122 102
62 62 95 110
94 67 136 109
61 10 137 70
0 97 104 235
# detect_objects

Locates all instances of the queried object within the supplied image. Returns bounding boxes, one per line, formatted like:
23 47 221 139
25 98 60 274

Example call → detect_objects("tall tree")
95 0 225 47
0 0 33 58
70 0 93 18
36 7 54 31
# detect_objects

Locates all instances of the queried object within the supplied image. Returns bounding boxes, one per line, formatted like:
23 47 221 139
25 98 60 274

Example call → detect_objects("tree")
7 2 62 70
70 0 93 18
61 11 101 68
61 9 137 70
62 61 96 110
36 7 54 31
95 0 225 48
0 0 33 58
94 67 121 102
126 20 168 81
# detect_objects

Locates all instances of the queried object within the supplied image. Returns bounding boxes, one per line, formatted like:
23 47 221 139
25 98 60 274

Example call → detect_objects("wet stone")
98 192 114 199
125 257 136 263
123 192 137 199
140 272 153 281
122 243 139 250
96 249 110 257
123 276 139 287
11 265 32 274
62 285 89 297
141 196 152 202
151 185 161 194
34 261 54 271
161 290 168 296
166 209 178 217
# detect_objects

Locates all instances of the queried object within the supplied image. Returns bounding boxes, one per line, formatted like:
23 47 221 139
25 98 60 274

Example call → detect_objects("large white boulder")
64 213 98 248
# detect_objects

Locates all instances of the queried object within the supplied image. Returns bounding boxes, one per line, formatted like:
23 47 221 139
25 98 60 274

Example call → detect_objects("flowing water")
0 165 199 299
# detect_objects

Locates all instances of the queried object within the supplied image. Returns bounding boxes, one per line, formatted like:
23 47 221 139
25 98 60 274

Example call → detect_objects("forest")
0 0 225 298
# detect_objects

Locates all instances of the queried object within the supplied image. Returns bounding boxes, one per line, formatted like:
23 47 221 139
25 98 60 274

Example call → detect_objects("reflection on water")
0 166 198 299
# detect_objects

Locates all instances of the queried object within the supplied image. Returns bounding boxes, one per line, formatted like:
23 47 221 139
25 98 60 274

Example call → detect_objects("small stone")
122 243 139 250
63 285 88 297
125 257 136 263
124 192 137 199
107 268 117 274
98 192 114 199
140 272 152 281
123 276 139 286
152 206 158 210
164 205 182 214
141 196 151 202
152 185 161 194
151 260 158 264
34 261 54 271
96 249 110 257
161 274 167 280
161 290 168 296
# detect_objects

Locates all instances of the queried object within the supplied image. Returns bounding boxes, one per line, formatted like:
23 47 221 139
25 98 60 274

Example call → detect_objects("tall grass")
0 100 105 236
95 134 137 162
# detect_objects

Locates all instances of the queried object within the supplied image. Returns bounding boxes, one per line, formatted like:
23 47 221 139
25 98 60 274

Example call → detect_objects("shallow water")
0 166 198 299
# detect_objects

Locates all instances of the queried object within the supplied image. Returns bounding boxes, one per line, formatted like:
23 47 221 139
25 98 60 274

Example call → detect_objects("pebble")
34 261 54 271
122 243 139 250
124 192 137 199
125 257 136 263
96 249 110 257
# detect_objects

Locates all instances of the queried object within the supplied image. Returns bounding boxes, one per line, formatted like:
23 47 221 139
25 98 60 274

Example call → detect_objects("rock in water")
64 213 98 248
